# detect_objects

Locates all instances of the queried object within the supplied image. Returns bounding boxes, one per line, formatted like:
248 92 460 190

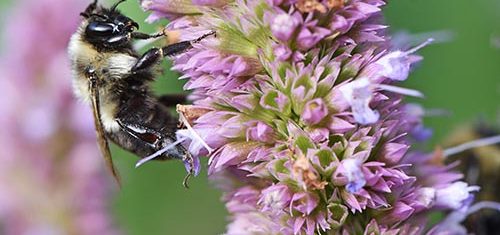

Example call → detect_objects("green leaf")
316 149 336 167
295 135 314 154
328 203 349 229
218 23 258 57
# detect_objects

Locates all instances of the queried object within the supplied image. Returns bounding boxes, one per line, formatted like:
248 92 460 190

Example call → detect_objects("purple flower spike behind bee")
0 0 120 234
142 0 483 234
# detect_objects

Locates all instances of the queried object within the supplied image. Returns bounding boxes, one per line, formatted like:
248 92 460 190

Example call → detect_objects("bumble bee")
68 0 214 187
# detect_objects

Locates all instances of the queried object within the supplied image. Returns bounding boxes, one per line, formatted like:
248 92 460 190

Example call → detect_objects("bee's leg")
131 43 191 73
106 34 130 45
131 48 165 73
115 118 191 164
80 0 98 18
161 31 216 57
131 31 216 73
158 94 188 107
116 119 163 148
131 31 165 40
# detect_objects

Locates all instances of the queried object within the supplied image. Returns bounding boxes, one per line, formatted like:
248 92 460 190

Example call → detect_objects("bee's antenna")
443 134 500 157
80 0 99 18
111 0 127 12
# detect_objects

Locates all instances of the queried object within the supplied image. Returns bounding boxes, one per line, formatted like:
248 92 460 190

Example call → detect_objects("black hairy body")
68 0 213 185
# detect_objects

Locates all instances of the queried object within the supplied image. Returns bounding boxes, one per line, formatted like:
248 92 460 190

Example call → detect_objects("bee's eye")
86 21 117 37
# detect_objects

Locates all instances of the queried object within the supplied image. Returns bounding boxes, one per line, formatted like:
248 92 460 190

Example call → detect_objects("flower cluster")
0 0 119 234
141 0 485 234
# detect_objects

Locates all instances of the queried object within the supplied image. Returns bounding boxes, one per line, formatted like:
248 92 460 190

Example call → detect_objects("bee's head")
80 0 139 50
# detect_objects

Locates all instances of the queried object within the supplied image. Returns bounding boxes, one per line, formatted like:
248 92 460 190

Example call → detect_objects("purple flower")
141 0 483 234
192 0 229 7
414 187 437 209
355 219 424 235
430 201 500 235
140 0 200 22
270 12 300 41
339 77 380 125
434 181 480 210
226 211 284 235
258 184 292 213
334 158 367 193
301 98 329 125
0 0 119 234
402 103 434 141
246 121 275 143
375 38 434 81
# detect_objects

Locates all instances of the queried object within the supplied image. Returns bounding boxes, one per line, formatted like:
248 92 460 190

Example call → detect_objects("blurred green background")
0 0 498 234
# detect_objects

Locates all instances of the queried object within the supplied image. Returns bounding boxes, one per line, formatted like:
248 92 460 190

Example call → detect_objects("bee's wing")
89 76 122 187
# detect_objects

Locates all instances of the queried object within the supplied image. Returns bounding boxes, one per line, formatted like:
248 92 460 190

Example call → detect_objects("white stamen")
465 201 500 217
405 104 451 118
403 38 435 55
423 108 451 117
393 30 454 48
135 136 187 168
436 200 500 232
378 84 425 98
179 112 214 154
178 74 191 80
208 154 216 166
443 134 500 157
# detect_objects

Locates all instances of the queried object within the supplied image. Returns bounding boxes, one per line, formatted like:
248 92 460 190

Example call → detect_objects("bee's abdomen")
106 80 185 160
107 105 185 160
